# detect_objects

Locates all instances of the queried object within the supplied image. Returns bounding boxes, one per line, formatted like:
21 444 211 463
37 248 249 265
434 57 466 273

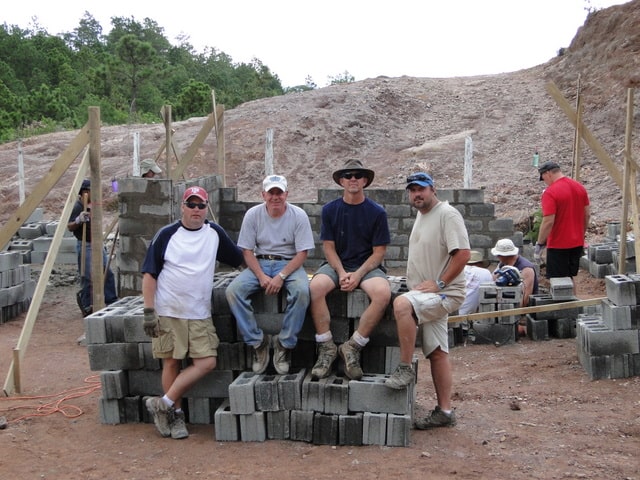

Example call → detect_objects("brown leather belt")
255 254 291 261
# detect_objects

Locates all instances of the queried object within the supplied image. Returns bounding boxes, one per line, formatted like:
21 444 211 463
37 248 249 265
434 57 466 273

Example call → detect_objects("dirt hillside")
1 2 639 241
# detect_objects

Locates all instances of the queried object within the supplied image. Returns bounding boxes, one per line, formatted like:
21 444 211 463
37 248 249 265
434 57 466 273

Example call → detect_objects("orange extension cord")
0 375 101 424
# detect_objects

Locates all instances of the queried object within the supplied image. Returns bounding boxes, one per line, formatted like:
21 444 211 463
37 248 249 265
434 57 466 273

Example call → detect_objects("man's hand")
143 307 159 338
534 243 546 263
75 211 90 224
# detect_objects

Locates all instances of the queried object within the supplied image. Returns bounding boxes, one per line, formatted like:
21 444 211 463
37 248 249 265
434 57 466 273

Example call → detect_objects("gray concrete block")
277 369 305 411
525 314 549 341
240 412 267 441
214 400 240 441
386 413 412 447
128 369 163 396
550 277 574 300
98 397 124 424
602 299 633 330
548 318 576 339
266 410 290 440
339 413 363 446
384 346 401 374
187 369 234 398
469 322 516 345
360 345 386 374
362 412 387 445
100 370 129 399
324 375 349 415
302 373 328 412
139 342 161 370
186 397 219 425
217 342 246 371
87 342 143 371
579 320 639 356
605 274 637 306
229 371 260 414
348 374 414 415
290 410 315 443
123 396 142 423
255 374 280 411
313 413 339 445
84 313 107 344
347 289 370 318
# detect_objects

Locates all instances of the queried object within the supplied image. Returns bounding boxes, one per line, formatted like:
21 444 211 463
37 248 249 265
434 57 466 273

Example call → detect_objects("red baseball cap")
182 186 208 202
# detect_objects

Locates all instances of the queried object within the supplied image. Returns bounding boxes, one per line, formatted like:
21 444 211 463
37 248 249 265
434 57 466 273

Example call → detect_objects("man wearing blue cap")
386 172 470 430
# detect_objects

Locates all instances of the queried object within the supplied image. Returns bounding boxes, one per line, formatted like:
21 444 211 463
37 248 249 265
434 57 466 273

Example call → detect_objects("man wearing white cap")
226 174 315 376
141 185 243 440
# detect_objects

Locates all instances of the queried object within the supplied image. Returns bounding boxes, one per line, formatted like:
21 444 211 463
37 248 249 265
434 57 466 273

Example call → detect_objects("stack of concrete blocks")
576 274 640 380
5 207 77 265
525 277 582 341
87 272 417 446
471 283 523 345
0 250 35 323
582 222 637 278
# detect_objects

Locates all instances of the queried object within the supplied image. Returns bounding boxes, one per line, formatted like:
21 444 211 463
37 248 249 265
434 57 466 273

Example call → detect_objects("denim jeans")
225 259 310 349
76 241 118 310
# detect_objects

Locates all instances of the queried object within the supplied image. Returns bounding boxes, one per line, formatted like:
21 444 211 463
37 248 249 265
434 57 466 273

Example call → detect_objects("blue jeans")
225 259 310 349
76 241 118 311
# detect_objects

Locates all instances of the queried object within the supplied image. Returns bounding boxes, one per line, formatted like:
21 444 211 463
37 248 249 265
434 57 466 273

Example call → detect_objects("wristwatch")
278 272 288 281
436 280 446 290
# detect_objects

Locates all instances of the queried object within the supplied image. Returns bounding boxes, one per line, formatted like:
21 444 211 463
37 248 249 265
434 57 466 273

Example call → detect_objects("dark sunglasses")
406 173 431 183
341 171 365 180
184 201 207 210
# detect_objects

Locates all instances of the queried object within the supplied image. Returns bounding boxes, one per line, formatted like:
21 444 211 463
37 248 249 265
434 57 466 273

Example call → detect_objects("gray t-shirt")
237 202 315 258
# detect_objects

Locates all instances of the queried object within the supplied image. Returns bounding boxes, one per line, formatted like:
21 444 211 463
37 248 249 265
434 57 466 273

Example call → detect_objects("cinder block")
348 374 414 415
313 413 339 445
339 413 363 446
302 373 328 412
324 375 349 415
290 410 315 442
87 343 143 371
255 374 280 412
186 397 220 425
98 397 124 424
214 400 240 441
602 298 633 330
239 412 266 442
605 275 637 307
386 413 412 447
127 370 163 396
360 345 386 374
266 410 290 440
469 322 516 345
347 289 370 318
187 369 234 398
100 370 129 399
550 277 574 300
548 318 576 339
362 412 387 445
229 371 260 414
525 314 549 341
277 369 305 411
84 314 107 344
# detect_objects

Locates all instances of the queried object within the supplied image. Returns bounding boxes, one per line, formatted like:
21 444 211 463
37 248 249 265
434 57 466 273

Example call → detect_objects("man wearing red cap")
141 185 243 440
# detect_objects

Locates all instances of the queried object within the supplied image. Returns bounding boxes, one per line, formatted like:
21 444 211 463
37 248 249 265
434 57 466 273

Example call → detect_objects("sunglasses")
341 171 365 180
406 173 431 183
184 201 207 210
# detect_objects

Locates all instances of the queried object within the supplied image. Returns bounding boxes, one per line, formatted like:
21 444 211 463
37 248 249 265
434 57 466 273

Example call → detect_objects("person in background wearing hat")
385 172 469 431
140 158 162 178
309 159 391 381
535 161 590 292
458 250 493 316
225 174 315 375
67 179 118 316
492 238 539 335
141 185 243 440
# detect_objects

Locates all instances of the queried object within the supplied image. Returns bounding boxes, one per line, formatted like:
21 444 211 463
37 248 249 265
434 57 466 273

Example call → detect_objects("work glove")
75 211 91 224
534 243 545 263
143 307 159 338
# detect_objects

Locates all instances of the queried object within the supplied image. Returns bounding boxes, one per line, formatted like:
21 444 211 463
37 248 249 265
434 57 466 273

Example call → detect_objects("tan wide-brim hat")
332 159 375 188
468 250 490 267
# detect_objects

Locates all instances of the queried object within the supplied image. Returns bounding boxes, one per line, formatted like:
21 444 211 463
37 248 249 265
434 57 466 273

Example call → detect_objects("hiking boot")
338 339 363 380
273 337 291 375
311 340 338 379
252 335 271 374
415 406 457 430
170 410 189 439
385 363 415 389
145 396 173 437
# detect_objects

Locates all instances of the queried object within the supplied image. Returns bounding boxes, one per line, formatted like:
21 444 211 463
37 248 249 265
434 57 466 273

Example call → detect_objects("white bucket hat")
491 239 519 257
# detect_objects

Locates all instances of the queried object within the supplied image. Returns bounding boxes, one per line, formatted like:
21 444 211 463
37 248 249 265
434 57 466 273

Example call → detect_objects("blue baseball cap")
406 172 434 188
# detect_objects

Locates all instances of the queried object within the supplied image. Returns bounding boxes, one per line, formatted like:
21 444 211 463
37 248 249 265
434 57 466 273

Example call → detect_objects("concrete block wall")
0 250 35 323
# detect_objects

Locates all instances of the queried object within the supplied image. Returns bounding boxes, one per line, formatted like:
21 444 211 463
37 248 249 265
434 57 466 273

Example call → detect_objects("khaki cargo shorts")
152 316 219 359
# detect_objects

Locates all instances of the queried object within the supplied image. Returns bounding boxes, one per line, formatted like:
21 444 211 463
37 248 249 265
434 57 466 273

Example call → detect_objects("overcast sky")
2 0 629 88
